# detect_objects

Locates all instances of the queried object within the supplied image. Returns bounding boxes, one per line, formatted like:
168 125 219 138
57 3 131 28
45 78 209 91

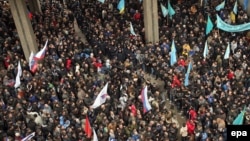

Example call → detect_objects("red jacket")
171 75 181 88
133 13 141 20
129 104 137 117
4 55 10 69
66 59 72 70
178 59 186 67
227 71 234 80
186 120 195 135
189 109 197 120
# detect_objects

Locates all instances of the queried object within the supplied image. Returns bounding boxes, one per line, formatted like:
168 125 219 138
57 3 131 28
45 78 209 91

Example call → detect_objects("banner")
216 14 250 32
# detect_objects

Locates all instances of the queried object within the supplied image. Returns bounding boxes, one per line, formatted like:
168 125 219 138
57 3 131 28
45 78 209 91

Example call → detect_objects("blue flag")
168 0 175 19
224 42 230 59
184 62 192 86
170 40 177 66
233 106 246 125
206 15 214 35
130 22 136 36
98 0 105 3
244 0 249 10
117 0 125 14
161 3 168 17
233 1 237 14
203 40 209 58
216 14 250 32
215 0 225 11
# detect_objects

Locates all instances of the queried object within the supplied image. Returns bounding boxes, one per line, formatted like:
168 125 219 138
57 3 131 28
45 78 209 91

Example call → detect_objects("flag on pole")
244 0 249 10
21 132 35 141
85 116 92 138
93 129 98 141
170 40 177 66
206 15 214 35
141 86 152 113
168 0 175 19
29 51 38 73
14 67 21 88
34 39 48 61
184 62 192 86
161 3 168 17
117 0 125 14
224 42 230 59
203 40 209 58
17 61 22 77
233 1 238 14
215 0 225 11
98 0 105 3
233 106 246 125
130 22 136 36
90 83 109 109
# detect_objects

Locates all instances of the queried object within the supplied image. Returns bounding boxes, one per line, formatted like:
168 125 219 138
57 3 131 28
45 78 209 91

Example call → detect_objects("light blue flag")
215 0 225 11
203 40 209 58
233 1 237 14
233 106 246 125
187 62 192 74
130 22 136 36
244 0 249 10
206 15 214 35
161 3 168 17
224 42 230 59
170 40 177 66
98 0 105 3
184 73 189 86
216 14 250 32
117 0 125 14
168 0 175 19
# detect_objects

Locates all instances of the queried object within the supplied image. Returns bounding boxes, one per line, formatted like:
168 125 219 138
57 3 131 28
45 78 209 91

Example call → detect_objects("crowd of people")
0 0 250 140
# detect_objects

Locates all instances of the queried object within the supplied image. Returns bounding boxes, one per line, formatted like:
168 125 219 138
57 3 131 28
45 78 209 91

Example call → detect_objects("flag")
21 132 35 141
206 15 214 35
98 0 105 3
14 69 21 88
29 51 38 73
184 62 192 86
85 116 92 138
224 42 230 59
34 39 48 61
233 106 246 125
93 129 98 141
130 22 136 36
215 0 225 11
203 40 209 58
117 0 125 14
17 61 22 77
161 3 168 17
90 83 109 109
141 86 152 113
168 0 175 19
170 40 177 66
233 1 237 14
244 0 249 10
139 0 142 2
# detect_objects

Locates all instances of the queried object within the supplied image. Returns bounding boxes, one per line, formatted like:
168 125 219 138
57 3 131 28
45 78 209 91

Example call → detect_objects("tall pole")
9 0 38 61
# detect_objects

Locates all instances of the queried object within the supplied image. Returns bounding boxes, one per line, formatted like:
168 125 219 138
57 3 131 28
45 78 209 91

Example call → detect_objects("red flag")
85 116 92 138
28 11 33 20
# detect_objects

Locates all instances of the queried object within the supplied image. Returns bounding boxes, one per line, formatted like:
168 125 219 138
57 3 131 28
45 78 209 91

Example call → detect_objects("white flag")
17 60 22 77
29 51 34 70
90 83 109 109
93 129 98 141
14 70 21 88
21 132 35 141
